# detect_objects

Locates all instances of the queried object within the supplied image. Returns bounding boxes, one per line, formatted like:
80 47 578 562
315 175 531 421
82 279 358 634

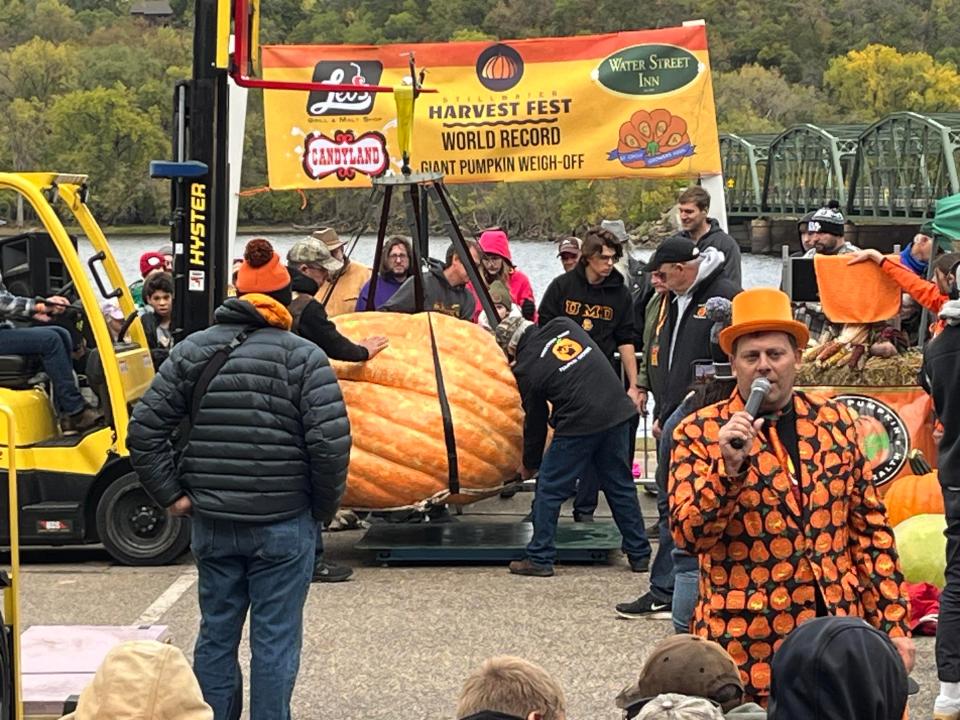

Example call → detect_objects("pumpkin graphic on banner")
611 109 693 169
476 44 524 91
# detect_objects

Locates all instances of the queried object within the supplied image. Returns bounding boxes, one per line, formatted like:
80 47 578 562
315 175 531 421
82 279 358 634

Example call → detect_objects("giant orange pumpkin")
882 450 944 527
617 109 690 169
329 312 523 509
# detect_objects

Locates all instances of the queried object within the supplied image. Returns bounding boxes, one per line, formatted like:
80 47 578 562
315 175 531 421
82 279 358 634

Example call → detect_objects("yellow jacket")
61 640 212 720
315 260 371 318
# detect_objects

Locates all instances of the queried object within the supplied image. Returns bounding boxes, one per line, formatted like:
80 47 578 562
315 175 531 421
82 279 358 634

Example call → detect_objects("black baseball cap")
646 236 700 271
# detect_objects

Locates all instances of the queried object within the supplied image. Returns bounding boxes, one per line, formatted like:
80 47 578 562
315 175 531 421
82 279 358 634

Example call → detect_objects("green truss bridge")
720 112 960 252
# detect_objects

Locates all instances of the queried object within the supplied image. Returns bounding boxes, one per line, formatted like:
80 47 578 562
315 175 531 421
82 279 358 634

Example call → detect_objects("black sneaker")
629 556 650 573
615 592 672 619
311 562 353 583
573 512 595 523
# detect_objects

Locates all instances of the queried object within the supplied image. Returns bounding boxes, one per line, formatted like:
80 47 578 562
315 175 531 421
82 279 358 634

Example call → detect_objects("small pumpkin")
882 450 944 527
330 312 523 510
617 108 690 169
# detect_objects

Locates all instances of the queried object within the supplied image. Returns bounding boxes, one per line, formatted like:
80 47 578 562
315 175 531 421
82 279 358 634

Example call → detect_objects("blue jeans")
191 511 316 720
671 548 699 634
572 413 640 517
0 325 84 414
648 403 689 602
939 487 960 682
527 419 651 567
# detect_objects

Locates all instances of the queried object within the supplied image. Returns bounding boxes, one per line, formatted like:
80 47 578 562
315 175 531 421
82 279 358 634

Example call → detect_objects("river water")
89 233 783 301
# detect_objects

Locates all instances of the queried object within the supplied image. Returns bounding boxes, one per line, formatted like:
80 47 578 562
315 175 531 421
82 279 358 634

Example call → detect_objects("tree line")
1 0 959 235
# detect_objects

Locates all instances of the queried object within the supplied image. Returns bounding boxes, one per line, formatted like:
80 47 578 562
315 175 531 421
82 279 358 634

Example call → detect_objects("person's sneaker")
629 556 650 573
573 512 594 522
311 562 353 583
520 511 533 523
508 559 554 577
61 406 102 435
616 592 672 619
934 696 960 720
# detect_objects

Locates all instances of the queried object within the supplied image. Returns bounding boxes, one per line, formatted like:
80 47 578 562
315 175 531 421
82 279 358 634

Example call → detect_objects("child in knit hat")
479 279 522 331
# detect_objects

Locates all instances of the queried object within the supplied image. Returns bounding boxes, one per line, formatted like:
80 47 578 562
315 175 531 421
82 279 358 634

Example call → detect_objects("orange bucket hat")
718 287 809 355
235 238 290 294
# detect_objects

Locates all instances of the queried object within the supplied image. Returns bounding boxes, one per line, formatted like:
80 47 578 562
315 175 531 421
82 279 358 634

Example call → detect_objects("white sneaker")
934 695 960 720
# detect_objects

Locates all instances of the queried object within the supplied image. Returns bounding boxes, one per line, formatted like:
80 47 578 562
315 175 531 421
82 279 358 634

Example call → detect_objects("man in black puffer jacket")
128 238 350 720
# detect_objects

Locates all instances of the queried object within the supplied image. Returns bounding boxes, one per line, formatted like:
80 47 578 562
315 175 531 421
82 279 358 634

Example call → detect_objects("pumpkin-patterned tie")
767 421 801 506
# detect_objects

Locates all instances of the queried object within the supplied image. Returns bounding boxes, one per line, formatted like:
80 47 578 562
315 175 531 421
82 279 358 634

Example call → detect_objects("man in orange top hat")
667 286 914 705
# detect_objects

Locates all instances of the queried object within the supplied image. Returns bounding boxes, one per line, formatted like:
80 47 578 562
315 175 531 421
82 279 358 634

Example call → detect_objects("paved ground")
10 490 941 719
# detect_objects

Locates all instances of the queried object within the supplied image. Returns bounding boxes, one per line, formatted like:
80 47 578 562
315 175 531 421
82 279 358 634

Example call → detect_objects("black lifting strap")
427 313 459 494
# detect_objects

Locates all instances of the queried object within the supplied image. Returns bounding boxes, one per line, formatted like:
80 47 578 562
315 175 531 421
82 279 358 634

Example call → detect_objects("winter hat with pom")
236 238 291 295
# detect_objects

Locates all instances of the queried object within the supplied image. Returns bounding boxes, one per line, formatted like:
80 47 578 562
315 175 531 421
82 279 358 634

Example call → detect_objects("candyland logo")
306 61 383 116
608 109 694 169
301 130 389 181
834 394 909 485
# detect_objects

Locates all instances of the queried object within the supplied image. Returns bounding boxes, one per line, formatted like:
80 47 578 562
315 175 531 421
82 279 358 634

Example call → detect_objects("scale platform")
356 520 624 565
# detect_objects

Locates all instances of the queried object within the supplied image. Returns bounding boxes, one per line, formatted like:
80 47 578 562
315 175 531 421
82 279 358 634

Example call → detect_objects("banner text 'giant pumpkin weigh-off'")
261 25 722 189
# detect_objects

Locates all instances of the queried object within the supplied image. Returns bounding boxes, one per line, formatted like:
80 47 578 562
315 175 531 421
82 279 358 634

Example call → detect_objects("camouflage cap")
287 236 344 273
495 316 533 358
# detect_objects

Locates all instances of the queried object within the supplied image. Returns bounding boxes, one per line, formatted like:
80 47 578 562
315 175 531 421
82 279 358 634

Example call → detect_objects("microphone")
730 377 772 450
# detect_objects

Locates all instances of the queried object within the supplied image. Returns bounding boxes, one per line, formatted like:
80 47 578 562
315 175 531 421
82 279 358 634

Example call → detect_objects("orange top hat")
718 287 810 355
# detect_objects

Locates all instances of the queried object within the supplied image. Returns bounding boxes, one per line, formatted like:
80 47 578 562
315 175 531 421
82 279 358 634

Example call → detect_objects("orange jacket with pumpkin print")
669 390 910 703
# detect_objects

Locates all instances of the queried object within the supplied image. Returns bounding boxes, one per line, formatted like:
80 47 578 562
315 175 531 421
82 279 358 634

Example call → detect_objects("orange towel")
814 254 902 323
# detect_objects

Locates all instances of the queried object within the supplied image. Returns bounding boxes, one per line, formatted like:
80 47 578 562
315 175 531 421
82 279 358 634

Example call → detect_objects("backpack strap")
173 326 259 453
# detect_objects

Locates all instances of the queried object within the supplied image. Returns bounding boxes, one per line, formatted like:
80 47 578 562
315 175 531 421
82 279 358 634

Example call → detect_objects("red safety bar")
230 0 435 94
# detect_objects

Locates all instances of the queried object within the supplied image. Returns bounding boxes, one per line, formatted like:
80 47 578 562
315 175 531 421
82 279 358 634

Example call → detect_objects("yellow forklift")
0 172 190 567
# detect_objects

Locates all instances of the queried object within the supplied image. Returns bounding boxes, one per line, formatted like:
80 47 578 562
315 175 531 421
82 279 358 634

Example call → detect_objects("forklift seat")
0 355 44 389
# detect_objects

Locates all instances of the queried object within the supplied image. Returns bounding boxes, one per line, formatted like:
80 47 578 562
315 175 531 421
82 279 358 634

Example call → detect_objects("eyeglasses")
594 253 617 264
387 253 408 260
481 255 502 263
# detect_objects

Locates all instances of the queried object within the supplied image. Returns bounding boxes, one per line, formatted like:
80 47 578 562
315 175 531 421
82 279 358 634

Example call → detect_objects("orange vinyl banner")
261 25 722 189
799 385 938 488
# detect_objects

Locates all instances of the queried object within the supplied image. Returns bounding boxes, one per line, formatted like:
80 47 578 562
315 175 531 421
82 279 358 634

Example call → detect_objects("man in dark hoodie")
677 186 742 286
768 616 913 720
921 273 960 720
538 226 644 522
127 238 351 719
381 240 480 320
495 315 650 577
286 236 388 583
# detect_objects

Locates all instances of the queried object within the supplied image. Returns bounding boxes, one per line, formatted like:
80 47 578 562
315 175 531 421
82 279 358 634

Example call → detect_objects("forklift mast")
160 0 234 337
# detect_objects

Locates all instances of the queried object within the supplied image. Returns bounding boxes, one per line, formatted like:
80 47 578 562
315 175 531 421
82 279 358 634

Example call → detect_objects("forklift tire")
96 473 190 566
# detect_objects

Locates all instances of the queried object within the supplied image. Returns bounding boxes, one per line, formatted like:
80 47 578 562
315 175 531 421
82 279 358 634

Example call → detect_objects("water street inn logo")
306 61 383 116
593 43 702 96
301 130 389 181
476 44 525 91
834 394 910 486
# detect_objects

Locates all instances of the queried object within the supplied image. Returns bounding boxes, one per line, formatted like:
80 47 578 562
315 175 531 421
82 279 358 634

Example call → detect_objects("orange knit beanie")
236 238 290 294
